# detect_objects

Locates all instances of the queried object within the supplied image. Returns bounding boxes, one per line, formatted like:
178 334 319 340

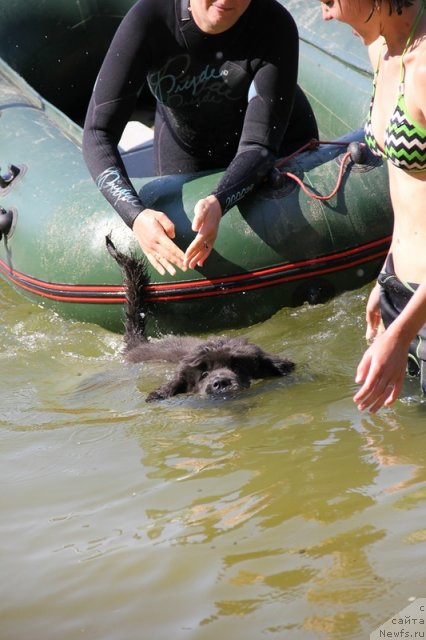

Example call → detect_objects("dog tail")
106 235 150 347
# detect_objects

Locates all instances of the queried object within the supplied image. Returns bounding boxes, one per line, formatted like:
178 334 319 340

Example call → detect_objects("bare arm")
354 277 426 412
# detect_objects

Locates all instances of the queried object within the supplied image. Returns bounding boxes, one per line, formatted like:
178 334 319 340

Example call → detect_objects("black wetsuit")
83 0 318 229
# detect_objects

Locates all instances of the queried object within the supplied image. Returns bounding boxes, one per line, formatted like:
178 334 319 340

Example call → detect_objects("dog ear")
253 353 295 378
231 349 295 379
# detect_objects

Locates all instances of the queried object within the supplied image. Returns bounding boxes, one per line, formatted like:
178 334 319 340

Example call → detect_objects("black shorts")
378 254 426 393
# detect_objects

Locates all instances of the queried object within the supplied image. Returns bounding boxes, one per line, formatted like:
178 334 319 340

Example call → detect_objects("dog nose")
212 377 232 392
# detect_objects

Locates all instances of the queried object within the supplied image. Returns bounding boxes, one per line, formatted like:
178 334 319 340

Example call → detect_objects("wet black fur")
106 236 295 402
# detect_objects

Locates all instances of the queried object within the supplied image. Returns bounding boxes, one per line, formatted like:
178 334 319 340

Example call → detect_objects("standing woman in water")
320 0 426 412
83 0 318 276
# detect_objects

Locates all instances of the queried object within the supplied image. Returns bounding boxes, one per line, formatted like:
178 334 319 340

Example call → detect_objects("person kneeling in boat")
319 0 426 412
82 0 318 276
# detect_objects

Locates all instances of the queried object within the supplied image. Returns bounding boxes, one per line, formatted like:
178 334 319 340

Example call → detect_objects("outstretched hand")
132 209 186 276
184 195 222 269
354 277 426 412
353 328 409 413
354 283 410 412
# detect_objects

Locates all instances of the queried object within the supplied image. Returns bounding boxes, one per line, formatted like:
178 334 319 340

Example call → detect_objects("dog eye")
200 371 209 380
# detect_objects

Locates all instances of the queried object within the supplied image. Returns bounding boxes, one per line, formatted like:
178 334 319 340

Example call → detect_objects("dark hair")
366 0 414 20
390 0 414 15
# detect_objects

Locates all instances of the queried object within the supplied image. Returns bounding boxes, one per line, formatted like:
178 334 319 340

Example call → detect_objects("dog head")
147 343 251 401
145 337 294 401
196 366 250 395
182 357 252 397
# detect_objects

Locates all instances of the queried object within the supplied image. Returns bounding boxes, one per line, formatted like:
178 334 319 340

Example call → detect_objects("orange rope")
282 150 353 201
275 137 349 167
275 138 356 202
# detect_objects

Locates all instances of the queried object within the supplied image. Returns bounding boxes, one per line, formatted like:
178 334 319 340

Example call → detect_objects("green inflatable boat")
0 0 392 334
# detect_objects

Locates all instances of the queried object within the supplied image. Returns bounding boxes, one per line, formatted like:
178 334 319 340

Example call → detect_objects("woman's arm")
83 1 185 274
354 278 426 412
83 2 151 227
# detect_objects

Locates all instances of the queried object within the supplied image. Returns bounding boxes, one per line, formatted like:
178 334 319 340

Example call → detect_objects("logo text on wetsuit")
225 183 254 210
97 167 140 208
149 55 239 107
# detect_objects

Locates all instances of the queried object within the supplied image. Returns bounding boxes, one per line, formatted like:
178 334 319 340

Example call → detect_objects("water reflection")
1 280 426 640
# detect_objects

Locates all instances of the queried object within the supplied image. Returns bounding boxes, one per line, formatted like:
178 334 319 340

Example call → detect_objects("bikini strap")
373 41 386 82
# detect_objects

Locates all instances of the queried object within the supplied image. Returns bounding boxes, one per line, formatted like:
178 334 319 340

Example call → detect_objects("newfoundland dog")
106 236 294 401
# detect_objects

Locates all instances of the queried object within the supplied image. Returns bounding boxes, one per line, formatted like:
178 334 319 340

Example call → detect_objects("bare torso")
368 34 426 283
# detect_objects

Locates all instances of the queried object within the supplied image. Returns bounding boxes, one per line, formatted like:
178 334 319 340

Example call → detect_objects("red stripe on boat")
0 235 391 304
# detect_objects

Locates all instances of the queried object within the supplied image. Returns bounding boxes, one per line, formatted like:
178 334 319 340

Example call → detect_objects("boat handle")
0 206 14 240
0 164 20 189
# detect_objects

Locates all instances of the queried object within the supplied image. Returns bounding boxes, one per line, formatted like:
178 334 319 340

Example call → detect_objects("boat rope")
274 138 365 201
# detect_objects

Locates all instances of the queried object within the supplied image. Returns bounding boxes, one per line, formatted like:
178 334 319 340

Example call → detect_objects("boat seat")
119 121 155 178
118 120 154 153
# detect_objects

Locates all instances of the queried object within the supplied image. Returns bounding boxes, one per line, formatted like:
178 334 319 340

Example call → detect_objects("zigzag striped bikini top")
364 0 426 173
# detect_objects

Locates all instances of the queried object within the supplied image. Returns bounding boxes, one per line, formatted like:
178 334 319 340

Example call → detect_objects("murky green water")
1 278 425 640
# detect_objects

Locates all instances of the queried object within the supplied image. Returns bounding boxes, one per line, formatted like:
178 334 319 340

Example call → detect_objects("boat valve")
347 141 367 165
0 206 13 240
0 164 20 189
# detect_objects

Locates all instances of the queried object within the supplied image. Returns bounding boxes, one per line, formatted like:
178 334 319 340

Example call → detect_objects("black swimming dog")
106 236 294 401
